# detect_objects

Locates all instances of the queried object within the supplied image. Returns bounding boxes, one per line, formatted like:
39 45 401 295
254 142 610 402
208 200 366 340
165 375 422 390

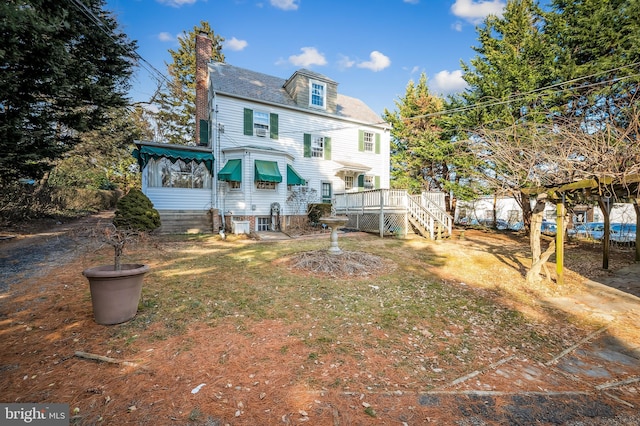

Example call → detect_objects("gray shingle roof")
209 62 382 125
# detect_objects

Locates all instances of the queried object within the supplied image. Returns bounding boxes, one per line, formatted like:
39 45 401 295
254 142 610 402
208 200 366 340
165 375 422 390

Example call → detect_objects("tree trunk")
635 200 640 262
526 239 556 284
514 190 533 235
114 246 123 271
526 198 547 284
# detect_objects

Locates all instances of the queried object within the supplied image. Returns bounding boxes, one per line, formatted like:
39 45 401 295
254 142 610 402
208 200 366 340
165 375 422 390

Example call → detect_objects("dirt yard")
1 213 639 425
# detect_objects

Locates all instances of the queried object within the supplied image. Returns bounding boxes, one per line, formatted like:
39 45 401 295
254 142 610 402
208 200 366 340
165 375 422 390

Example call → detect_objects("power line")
69 0 640 136
277 61 640 138
401 64 640 122
67 0 172 92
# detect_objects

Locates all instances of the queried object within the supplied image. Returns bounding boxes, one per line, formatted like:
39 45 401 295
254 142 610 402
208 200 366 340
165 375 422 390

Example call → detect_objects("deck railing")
333 189 452 238
414 194 453 236
333 189 407 212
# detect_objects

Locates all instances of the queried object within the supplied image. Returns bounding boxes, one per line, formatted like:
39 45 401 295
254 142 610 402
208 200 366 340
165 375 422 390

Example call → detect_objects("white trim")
211 91 391 131
309 79 326 110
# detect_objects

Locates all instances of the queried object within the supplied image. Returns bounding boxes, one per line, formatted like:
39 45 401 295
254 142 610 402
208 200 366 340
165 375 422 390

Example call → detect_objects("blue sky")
106 0 507 115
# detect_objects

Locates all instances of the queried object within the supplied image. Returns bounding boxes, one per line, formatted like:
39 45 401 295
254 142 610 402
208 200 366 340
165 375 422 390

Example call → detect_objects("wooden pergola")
524 175 640 285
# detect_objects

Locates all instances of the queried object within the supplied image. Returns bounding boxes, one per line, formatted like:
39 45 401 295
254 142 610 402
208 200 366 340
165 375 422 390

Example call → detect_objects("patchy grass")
1 229 637 425
103 233 596 380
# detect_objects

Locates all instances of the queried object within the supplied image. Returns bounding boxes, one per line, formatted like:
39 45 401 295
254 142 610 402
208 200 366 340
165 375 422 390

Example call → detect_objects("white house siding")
213 95 390 218
591 203 637 224
141 170 214 211
143 187 213 211
455 196 637 225
455 196 534 224
217 149 289 217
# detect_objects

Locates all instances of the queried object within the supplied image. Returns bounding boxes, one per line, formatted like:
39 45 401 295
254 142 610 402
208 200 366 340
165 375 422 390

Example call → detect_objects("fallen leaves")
287 250 395 278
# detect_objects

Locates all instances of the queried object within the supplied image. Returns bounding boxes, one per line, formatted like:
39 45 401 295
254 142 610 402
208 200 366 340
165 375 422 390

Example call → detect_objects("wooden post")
379 189 384 238
598 198 611 270
556 202 564 285
635 199 640 262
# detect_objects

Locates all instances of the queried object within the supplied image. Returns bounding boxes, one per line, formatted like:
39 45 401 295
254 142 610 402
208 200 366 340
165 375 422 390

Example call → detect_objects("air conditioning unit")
255 128 267 137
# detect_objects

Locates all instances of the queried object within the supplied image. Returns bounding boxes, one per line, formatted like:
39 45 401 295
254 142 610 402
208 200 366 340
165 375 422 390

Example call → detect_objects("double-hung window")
363 131 374 152
344 175 354 190
311 136 324 158
254 111 269 137
321 182 332 203
310 80 326 109
244 108 278 139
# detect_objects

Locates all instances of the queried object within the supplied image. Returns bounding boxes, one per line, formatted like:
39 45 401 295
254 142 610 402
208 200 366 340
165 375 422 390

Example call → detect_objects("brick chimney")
195 31 212 146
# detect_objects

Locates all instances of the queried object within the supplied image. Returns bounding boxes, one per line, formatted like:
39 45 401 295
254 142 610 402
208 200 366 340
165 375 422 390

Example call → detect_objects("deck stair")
333 189 452 239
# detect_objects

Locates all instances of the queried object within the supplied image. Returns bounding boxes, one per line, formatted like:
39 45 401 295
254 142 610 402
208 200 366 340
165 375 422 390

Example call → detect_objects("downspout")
214 102 223 230
211 104 217 232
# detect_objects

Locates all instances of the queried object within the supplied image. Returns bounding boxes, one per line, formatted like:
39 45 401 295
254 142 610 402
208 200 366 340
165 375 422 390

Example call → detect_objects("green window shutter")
243 108 253 136
374 176 380 189
324 137 331 160
375 133 381 154
358 130 364 152
303 133 311 158
199 119 209 146
357 175 364 190
270 113 278 139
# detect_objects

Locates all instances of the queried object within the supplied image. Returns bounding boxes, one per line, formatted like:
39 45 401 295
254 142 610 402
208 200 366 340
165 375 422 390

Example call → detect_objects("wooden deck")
333 189 452 239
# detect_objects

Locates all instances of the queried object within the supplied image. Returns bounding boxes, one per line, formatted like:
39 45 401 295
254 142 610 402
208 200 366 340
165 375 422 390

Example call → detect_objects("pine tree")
383 74 474 213
49 106 153 190
0 0 137 184
461 0 557 127
454 0 557 230
544 0 640 119
155 21 224 145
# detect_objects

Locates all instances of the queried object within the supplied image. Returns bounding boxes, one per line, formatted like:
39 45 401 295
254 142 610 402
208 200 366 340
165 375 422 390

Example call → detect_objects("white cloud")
157 32 174 42
288 47 327 67
337 54 355 70
452 21 463 32
403 0 419 4
224 37 248 51
357 51 391 72
270 0 299 10
430 70 468 95
156 0 197 7
451 0 505 24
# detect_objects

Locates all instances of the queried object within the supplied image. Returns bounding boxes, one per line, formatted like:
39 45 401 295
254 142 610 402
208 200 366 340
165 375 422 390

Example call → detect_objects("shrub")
113 189 161 231
308 203 332 224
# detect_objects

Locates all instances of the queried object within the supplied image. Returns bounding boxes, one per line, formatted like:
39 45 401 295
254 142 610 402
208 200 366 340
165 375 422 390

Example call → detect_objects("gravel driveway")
0 211 113 292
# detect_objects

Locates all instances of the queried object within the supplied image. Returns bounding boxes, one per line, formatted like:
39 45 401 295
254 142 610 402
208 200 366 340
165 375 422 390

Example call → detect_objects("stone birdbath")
319 215 349 254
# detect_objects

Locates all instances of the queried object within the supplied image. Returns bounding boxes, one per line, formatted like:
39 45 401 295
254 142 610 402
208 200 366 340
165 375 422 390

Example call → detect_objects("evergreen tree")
383 73 480 213
49 106 153 190
461 0 557 127
544 0 640 120
0 0 137 184
454 0 557 229
155 21 224 145
384 74 446 194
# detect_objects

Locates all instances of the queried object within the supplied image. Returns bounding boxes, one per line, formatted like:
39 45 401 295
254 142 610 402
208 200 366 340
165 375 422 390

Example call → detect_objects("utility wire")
279 62 640 137
69 0 640 135
67 0 172 93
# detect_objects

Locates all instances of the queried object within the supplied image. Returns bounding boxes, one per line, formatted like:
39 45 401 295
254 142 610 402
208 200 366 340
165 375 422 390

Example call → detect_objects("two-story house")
134 33 390 234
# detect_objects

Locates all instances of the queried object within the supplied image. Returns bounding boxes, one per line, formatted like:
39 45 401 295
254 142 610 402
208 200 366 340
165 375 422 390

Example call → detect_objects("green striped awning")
254 160 282 183
287 164 306 186
133 145 214 174
218 159 242 182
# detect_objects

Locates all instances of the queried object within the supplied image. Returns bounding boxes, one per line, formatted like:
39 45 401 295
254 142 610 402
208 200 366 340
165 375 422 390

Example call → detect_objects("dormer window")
310 80 326 109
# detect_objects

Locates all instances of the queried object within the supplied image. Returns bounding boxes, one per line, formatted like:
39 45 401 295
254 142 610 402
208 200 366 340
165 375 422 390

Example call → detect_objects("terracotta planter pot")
82 264 149 325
